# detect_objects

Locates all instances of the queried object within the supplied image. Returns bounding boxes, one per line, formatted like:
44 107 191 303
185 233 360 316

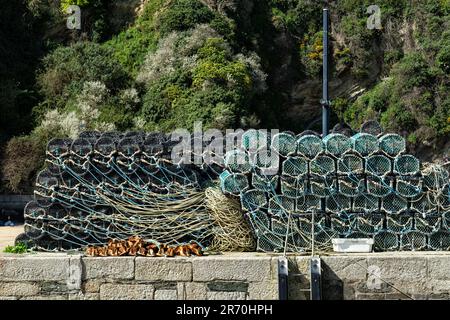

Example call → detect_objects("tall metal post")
310 7 328 302
321 8 330 137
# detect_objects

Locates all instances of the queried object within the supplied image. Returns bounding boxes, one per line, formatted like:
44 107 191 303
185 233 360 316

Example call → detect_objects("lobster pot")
367 176 393 197
247 210 270 230
310 155 335 176
330 213 356 235
296 194 322 213
297 135 323 158
172 167 200 187
323 134 351 157
219 171 249 195
272 132 297 157
24 201 47 220
47 204 69 220
86 218 112 243
291 233 311 251
337 154 364 175
100 131 122 140
422 165 449 190
353 194 379 212
374 230 399 251
326 194 351 213
80 131 102 144
280 176 306 198
43 219 66 241
396 178 422 198
241 129 268 152
46 158 64 176
117 137 141 158
252 147 279 175
68 154 92 176
257 231 284 252
35 170 59 208
351 133 379 156
282 156 309 177
379 134 406 157
95 136 117 157
382 193 408 214
439 184 450 210
116 154 140 175
272 217 297 237
394 155 420 175
310 176 338 197
429 230 450 251
71 138 93 160
339 176 365 197
224 149 252 173
92 151 115 176
93 206 113 217
47 138 72 159
24 219 46 242
59 170 78 189
67 219 90 243
400 231 427 251
386 212 414 234
356 213 384 235
411 192 437 213
415 213 442 234
297 213 328 235
241 189 268 212
69 207 89 222
24 201 46 240
443 211 450 229
268 195 295 217
314 229 335 248
344 231 371 239
142 133 166 157
366 154 391 176
252 172 278 192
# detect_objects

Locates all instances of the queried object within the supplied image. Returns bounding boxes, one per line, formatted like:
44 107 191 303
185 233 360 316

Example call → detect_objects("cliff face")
0 0 448 193
199 0 449 161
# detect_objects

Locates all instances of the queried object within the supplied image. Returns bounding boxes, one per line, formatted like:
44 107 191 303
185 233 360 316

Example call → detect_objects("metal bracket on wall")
278 256 288 300
310 256 322 300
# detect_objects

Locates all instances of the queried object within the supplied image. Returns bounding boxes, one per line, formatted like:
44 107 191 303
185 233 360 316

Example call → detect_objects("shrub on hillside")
37 42 129 107
1 136 46 193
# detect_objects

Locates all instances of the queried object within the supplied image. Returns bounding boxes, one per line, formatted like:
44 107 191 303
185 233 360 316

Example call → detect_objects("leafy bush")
37 42 129 107
157 0 215 35
107 0 165 75
34 81 116 140
60 0 91 11
1 135 46 193
3 242 28 254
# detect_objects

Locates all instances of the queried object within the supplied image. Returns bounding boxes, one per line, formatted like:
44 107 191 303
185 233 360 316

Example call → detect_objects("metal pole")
278 257 289 300
321 8 330 137
310 257 322 300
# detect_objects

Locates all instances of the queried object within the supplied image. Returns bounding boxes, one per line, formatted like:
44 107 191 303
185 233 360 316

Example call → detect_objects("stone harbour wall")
0 252 449 300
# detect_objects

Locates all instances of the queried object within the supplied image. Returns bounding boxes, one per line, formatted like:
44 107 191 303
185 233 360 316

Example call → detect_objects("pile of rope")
85 236 203 257
205 187 256 252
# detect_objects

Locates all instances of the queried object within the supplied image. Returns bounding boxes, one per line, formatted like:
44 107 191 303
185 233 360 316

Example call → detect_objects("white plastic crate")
332 238 374 253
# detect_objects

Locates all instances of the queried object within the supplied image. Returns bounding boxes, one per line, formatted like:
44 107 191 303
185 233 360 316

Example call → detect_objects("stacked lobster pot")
24 122 450 252
220 124 450 252
25 131 218 251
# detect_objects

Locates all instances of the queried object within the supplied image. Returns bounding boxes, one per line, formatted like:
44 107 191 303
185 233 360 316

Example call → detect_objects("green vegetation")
0 0 449 193
3 242 29 254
